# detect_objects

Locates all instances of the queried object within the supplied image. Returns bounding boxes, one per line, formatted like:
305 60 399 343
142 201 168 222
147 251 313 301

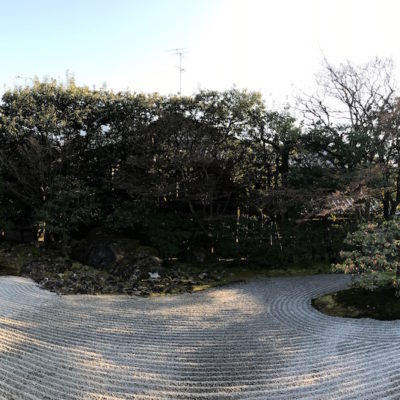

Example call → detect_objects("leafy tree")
0 80 108 249
35 176 97 254
109 89 268 257
0 77 363 264
299 57 400 220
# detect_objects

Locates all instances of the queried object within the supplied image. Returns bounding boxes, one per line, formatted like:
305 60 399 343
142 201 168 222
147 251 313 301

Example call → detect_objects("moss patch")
175 262 333 292
0 240 334 297
312 286 400 320
0 243 51 276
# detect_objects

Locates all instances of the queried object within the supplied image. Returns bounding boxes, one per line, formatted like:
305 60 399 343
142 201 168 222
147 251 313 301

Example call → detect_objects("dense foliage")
335 218 400 295
1 58 400 272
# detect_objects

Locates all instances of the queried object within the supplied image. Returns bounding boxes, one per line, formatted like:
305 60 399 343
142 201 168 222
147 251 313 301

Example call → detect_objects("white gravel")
0 274 399 399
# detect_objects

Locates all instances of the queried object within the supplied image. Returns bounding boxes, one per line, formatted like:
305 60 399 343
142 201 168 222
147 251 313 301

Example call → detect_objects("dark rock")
71 239 116 270
71 231 160 277
16 236 212 297
123 288 133 295
112 255 164 280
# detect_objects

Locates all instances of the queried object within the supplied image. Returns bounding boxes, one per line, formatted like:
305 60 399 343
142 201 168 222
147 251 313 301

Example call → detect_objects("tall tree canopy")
1 59 397 266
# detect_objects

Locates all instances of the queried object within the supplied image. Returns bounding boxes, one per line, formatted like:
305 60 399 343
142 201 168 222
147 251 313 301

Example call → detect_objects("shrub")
334 218 400 295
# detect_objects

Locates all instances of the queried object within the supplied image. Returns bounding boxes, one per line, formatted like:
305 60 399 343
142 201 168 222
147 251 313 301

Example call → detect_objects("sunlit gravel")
0 274 399 399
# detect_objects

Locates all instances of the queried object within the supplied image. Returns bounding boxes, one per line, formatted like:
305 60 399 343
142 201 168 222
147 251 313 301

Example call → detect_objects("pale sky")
1 0 400 107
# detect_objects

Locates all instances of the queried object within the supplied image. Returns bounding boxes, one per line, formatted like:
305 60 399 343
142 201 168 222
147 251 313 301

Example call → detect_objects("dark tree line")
1 58 399 265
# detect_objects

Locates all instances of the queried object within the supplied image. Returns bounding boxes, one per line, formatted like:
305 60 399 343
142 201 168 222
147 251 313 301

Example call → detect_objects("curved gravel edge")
0 274 399 399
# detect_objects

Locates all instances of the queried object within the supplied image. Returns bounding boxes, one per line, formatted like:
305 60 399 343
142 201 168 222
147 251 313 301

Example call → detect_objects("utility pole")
170 48 188 95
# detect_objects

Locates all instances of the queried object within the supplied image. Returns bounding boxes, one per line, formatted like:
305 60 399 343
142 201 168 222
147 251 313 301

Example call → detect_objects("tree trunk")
280 149 289 187
383 191 391 220
266 164 272 190
274 157 280 188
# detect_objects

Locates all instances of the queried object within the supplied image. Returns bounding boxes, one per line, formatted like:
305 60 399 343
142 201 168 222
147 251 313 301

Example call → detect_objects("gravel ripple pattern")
0 274 399 399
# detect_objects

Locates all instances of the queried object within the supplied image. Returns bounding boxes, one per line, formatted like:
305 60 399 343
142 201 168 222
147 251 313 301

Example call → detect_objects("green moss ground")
0 242 334 295
0 243 47 276
312 286 400 320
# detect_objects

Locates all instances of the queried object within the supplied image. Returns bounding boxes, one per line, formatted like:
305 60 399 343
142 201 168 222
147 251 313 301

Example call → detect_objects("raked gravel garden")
0 273 399 399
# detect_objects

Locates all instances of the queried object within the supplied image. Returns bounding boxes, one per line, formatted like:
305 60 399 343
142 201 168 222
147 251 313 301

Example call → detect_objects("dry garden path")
0 274 399 399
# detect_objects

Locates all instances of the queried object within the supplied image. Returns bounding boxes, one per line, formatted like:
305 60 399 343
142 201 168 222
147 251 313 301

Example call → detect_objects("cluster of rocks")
21 259 216 296
18 232 220 296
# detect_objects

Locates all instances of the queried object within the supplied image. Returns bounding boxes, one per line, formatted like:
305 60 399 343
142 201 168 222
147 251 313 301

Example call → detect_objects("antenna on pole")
169 48 188 95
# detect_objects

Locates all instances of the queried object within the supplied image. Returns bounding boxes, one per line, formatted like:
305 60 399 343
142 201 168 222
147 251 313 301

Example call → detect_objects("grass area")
185 262 333 292
312 286 400 320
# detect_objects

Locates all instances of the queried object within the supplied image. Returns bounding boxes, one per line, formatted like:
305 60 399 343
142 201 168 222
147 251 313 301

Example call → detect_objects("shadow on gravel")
79 284 293 399
0 277 362 399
